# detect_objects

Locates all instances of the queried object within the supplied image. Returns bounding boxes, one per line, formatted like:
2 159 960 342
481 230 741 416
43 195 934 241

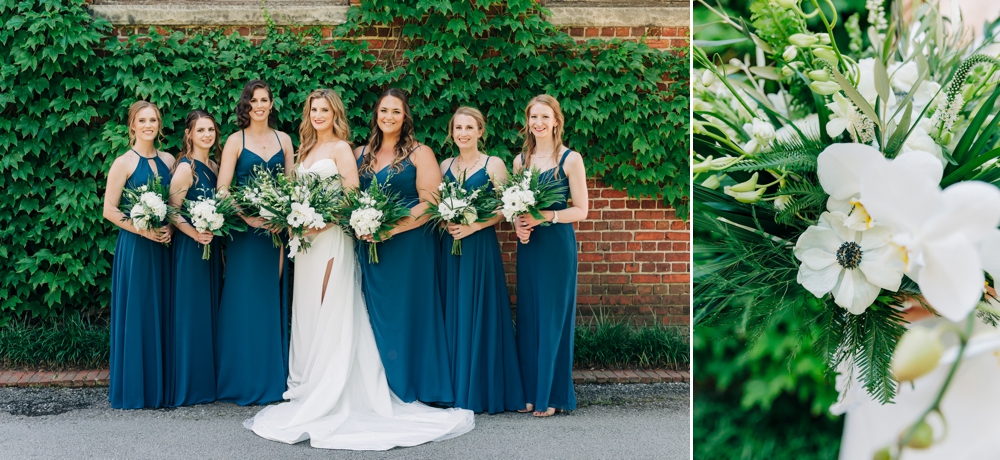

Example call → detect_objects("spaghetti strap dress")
166 158 221 407
215 131 290 406
356 148 454 405
515 149 578 412
109 153 172 409
439 157 525 413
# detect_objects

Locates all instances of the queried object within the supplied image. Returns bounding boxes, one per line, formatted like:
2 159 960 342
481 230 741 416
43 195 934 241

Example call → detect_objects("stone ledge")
89 5 689 27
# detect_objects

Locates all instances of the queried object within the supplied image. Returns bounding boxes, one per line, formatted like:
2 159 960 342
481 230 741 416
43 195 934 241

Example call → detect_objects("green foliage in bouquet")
0 0 687 324
334 177 411 264
495 167 569 226
231 164 291 248
116 175 178 233
178 193 246 259
424 171 501 256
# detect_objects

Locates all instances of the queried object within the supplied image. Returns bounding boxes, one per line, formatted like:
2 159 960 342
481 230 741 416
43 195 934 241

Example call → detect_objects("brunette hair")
126 100 164 148
360 88 418 175
173 110 221 188
519 94 565 174
446 106 487 147
297 89 351 165
236 79 277 129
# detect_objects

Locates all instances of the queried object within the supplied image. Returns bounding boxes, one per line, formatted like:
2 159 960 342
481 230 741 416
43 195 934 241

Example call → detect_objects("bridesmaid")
215 80 295 405
102 100 174 409
165 110 223 407
438 107 525 413
353 88 454 405
512 95 589 417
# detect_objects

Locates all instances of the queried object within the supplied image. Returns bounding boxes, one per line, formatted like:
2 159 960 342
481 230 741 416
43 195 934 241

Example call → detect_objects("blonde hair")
519 94 565 173
446 106 487 146
298 88 351 165
126 100 164 148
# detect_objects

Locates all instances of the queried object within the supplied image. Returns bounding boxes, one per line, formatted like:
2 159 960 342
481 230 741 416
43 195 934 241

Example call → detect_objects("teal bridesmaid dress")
167 158 221 407
215 132 290 405
439 157 525 413
109 153 172 409
515 149 578 412
356 148 454 405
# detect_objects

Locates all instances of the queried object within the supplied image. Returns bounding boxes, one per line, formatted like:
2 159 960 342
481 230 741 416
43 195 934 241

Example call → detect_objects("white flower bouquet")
333 177 411 264
232 164 292 249
694 0 1000 439
494 167 568 242
282 172 343 259
424 172 501 255
179 193 246 259
118 177 176 242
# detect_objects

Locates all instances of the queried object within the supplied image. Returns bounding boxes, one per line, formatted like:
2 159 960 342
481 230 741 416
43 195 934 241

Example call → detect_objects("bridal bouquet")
179 193 246 259
334 178 410 264
282 172 343 259
495 167 568 242
425 172 501 255
694 0 999 445
119 177 176 240
232 164 292 249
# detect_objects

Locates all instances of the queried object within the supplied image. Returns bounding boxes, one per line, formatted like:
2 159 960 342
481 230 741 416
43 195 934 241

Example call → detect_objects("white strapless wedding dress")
244 158 474 450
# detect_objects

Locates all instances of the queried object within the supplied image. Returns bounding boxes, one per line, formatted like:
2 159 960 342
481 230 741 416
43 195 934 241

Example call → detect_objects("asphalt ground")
0 383 689 459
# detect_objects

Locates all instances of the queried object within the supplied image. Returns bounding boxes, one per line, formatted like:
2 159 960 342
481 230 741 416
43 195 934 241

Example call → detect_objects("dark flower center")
836 241 863 269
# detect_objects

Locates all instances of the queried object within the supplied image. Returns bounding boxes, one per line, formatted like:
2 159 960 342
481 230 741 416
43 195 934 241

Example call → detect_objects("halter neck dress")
515 149 578 412
439 156 525 413
166 158 221 407
355 147 454 405
215 131 290 406
109 152 172 409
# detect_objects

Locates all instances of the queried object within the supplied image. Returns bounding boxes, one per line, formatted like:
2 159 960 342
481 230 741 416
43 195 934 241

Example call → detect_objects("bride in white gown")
244 89 474 450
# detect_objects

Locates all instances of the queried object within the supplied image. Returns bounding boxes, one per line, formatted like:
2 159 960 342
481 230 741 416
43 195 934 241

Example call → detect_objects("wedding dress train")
244 158 474 450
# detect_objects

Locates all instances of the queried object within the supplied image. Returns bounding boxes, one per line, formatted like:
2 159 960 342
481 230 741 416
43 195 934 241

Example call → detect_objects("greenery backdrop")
0 0 688 324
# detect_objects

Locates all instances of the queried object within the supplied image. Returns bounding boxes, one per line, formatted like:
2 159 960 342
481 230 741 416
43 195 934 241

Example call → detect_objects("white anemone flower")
817 143 942 230
860 159 1000 321
794 211 905 314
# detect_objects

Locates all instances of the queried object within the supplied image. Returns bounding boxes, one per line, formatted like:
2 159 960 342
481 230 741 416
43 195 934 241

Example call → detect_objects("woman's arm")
102 155 168 242
519 150 589 228
371 145 441 240
448 156 508 239
168 162 212 244
217 132 263 229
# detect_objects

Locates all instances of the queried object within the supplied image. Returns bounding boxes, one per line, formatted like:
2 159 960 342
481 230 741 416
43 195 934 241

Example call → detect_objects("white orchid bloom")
860 159 1000 321
816 144 942 230
980 228 1000 282
794 211 905 314
825 93 852 138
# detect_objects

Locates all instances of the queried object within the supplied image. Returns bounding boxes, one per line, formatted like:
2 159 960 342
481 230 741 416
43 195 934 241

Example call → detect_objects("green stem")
808 0 846 72
894 313 975 459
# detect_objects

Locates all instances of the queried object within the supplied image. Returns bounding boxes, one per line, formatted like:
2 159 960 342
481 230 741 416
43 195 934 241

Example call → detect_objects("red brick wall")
102 11 691 329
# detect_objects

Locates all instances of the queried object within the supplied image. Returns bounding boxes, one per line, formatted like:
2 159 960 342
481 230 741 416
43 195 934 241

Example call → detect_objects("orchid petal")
826 118 847 138
917 235 985 322
817 144 884 200
860 155 941 234
922 181 1000 243
982 229 1000 281
891 149 944 186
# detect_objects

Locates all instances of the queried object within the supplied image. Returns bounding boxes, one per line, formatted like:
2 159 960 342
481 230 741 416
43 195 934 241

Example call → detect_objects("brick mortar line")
2 369 689 388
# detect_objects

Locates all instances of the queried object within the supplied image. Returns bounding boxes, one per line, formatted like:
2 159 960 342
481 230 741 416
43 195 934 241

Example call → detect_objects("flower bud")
702 70 716 87
773 195 792 211
810 81 842 95
808 69 830 82
873 447 891 460
701 174 724 190
816 33 831 44
710 156 736 169
782 45 797 61
905 420 934 449
728 172 759 192
891 326 943 382
692 155 714 174
781 66 795 78
789 33 818 47
775 0 798 8
724 186 765 203
812 47 838 62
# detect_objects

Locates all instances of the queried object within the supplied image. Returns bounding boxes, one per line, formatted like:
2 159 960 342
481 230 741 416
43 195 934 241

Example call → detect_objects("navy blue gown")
515 149 578 412
356 148 454 405
215 131 290 405
167 158 221 407
109 152 172 409
439 157 525 413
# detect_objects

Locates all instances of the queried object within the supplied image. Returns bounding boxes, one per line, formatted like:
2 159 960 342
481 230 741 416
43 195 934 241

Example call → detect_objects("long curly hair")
297 89 351 165
236 79 277 129
172 110 221 189
359 88 418 175
519 94 566 176
126 100 164 149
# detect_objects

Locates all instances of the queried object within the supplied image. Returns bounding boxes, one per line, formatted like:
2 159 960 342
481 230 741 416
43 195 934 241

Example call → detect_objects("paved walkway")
0 369 689 388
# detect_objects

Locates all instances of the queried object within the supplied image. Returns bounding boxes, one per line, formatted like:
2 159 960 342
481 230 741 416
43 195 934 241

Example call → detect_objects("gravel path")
0 383 689 459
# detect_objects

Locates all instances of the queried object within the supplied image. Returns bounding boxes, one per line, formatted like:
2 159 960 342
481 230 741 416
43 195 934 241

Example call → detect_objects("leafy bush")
0 317 110 369
0 0 688 324
574 312 689 369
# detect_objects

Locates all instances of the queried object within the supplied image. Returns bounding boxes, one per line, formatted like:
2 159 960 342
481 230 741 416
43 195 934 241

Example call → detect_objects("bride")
244 89 474 450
